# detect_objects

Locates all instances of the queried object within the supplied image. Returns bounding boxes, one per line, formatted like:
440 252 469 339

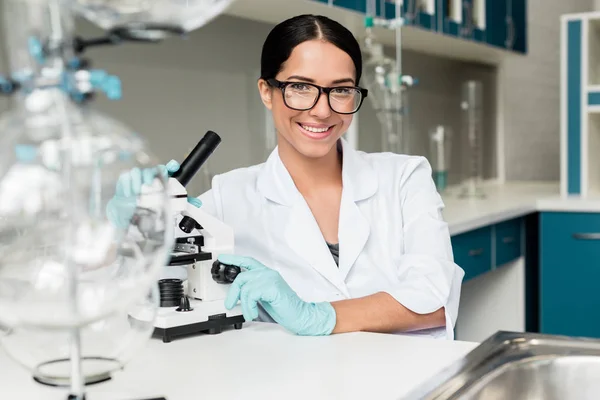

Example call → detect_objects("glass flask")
459 80 485 198
0 283 159 386
0 90 173 330
428 125 452 193
71 0 237 36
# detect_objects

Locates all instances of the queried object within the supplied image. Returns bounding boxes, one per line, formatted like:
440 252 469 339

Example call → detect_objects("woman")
109 14 464 339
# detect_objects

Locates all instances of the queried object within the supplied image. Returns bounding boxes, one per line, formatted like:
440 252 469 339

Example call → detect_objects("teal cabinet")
510 0 527 53
330 0 367 14
495 218 523 266
486 0 508 48
452 226 493 281
438 0 461 37
540 212 600 338
328 0 386 17
311 0 527 54
485 0 527 53
452 217 525 283
393 0 436 30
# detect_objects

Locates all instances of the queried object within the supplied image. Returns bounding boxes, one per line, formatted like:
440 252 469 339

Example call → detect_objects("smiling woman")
109 14 465 340
257 16 365 160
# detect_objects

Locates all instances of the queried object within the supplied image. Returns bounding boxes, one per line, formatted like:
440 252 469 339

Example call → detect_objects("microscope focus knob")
211 260 241 284
179 215 201 233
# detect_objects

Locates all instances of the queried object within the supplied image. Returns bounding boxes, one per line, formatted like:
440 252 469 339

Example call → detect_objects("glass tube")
400 85 410 154
459 80 485 198
428 125 452 193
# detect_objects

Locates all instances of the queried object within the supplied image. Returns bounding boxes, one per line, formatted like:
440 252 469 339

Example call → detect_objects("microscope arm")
181 203 234 255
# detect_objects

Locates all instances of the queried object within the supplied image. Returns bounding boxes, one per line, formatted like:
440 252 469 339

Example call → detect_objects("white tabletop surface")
0 322 478 400
440 180 600 235
5 180 591 400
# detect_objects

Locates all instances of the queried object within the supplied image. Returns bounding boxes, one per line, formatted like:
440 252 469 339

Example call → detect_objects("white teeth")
301 124 329 133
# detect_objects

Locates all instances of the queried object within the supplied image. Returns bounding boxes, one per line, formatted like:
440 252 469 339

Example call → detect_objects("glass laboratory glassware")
0 284 159 387
428 125 452 193
71 0 237 37
0 1 174 398
459 80 485 198
0 95 172 330
362 41 402 153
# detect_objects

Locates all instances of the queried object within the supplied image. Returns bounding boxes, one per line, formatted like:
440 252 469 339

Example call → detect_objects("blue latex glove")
106 159 202 228
220 254 337 336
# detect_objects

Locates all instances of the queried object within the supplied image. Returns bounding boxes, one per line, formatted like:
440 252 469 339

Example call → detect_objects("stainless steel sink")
402 331 600 400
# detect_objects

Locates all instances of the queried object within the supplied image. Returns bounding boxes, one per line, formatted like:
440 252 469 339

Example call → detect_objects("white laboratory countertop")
4 180 600 400
442 180 600 236
0 323 478 400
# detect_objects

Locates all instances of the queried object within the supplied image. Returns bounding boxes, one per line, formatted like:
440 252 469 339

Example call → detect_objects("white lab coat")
198 139 465 340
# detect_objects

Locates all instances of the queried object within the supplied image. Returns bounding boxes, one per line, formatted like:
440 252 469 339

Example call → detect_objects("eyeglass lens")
283 83 362 113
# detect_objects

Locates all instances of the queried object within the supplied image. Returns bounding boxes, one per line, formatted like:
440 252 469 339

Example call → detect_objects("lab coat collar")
257 138 378 293
256 138 378 206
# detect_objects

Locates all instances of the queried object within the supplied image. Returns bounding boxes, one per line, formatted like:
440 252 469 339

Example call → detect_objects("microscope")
152 130 245 343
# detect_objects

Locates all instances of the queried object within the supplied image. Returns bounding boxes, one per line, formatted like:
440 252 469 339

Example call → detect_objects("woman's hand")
106 160 202 228
220 254 336 336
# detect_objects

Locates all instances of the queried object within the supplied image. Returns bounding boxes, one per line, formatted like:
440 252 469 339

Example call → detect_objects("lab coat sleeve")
386 156 465 339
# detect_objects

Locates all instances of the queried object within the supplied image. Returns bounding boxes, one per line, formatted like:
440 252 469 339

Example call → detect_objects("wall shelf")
223 0 524 66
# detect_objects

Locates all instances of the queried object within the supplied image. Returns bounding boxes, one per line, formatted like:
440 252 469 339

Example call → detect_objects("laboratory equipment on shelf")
459 80 485 198
0 0 235 399
428 125 452 193
153 130 244 343
71 0 236 39
361 11 417 154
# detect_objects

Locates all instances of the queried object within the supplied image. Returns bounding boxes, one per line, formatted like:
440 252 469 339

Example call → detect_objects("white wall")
503 0 593 181
1 1 595 190
0 13 499 193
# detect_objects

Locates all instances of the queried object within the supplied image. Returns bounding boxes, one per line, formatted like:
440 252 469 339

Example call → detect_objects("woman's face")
258 39 357 159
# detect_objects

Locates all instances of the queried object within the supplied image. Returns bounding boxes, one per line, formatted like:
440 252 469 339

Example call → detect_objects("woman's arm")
334 156 463 336
331 292 445 334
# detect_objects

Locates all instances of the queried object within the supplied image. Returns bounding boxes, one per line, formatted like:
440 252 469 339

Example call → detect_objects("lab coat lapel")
257 147 348 295
285 200 348 294
337 140 378 281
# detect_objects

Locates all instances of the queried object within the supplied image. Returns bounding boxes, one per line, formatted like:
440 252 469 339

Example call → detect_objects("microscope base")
153 299 244 343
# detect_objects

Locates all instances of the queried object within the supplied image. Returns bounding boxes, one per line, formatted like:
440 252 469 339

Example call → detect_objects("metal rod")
395 0 403 153
46 0 85 398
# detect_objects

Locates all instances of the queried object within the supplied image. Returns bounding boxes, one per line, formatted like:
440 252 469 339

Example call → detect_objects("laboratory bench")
2 180 600 399
0 322 478 400
442 180 600 341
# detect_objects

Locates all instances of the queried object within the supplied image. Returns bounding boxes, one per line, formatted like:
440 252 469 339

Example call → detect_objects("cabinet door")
540 212 600 338
332 0 366 14
464 0 486 43
333 0 387 17
510 0 527 53
495 218 523 267
406 0 436 30
451 226 493 281
485 0 508 48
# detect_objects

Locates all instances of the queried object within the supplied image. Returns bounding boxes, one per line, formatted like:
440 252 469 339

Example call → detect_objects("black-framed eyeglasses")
266 78 368 115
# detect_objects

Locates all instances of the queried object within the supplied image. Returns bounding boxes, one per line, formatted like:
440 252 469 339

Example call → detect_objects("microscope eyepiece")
171 130 221 187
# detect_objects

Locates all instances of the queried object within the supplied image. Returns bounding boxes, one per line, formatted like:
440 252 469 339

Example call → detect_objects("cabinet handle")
502 236 515 244
469 248 484 256
505 16 515 48
572 233 600 240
